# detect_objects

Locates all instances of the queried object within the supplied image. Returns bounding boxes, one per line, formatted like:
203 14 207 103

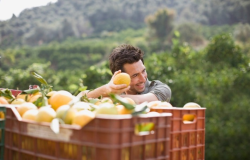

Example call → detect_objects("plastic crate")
0 106 6 160
150 107 206 160
4 105 172 160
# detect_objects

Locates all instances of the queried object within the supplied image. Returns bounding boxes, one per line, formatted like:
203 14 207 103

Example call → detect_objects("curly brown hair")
109 44 144 74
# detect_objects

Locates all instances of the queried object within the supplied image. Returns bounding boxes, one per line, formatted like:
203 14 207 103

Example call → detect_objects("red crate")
4 105 172 160
150 107 206 160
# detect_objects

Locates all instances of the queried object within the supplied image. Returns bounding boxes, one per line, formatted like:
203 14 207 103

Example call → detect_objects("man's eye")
132 74 137 78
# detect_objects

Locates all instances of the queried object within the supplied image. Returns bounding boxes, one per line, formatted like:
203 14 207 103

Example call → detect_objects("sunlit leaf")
30 71 48 85
109 94 135 110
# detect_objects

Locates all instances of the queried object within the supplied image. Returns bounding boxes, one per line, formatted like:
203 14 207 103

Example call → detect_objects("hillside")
0 0 249 48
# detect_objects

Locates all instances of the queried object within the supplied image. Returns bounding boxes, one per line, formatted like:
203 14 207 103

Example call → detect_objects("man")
78 44 171 104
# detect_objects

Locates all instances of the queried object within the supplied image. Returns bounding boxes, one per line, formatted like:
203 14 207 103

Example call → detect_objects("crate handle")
182 114 196 124
134 122 155 136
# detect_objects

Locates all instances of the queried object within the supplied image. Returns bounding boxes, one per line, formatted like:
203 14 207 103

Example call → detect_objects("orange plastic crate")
4 106 172 160
150 107 206 160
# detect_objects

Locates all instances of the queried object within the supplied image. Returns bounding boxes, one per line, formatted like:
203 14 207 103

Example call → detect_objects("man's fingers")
110 83 127 90
121 86 130 93
111 70 121 80
112 86 130 94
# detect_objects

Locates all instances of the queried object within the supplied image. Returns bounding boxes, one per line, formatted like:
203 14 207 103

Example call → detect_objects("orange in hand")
113 73 131 86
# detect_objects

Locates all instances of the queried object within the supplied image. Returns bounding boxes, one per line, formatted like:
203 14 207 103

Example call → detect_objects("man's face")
123 60 147 94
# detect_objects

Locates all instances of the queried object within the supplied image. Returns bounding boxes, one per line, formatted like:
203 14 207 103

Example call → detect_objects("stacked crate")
151 107 206 160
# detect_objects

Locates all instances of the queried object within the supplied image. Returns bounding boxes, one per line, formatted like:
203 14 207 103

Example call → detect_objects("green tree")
205 33 246 68
145 8 175 46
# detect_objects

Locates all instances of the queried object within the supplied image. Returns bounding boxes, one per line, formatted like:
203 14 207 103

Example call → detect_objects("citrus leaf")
132 102 149 116
88 98 100 104
88 103 99 111
30 71 48 85
22 89 40 94
34 96 48 107
73 86 88 96
0 89 15 102
79 86 88 92
109 94 135 110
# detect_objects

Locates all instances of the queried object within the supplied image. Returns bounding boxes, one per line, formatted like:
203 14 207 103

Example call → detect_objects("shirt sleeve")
149 81 171 102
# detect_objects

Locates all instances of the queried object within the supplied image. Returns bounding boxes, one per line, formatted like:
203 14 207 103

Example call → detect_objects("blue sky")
0 0 57 21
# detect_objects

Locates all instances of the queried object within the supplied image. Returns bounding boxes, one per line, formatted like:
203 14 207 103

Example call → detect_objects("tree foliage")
205 33 246 68
145 8 175 41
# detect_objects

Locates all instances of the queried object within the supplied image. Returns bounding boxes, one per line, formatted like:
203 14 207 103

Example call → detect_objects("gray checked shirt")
140 79 171 102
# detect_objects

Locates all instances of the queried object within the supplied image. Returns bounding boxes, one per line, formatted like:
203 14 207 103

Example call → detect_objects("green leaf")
33 96 48 107
30 71 48 85
73 86 88 96
88 98 100 104
79 86 88 92
0 89 15 102
132 104 149 116
88 103 99 111
22 89 40 94
109 94 135 110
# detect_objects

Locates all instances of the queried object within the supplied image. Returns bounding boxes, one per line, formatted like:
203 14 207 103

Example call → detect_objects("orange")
56 105 77 124
158 102 173 108
124 97 136 105
22 109 38 121
32 92 42 96
95 103 118 115
116 105 133 115
183 114 195 121
0 111 5 119
100 97 113 104
35 106 56 123
72 110 95 127
113 73 131 86
0 97 9 104
29 94 42 103
49 90 73 111
47 91 57 104
16 102 37 116
72 102 91 111
183 102 201 108
16 93 32 102
11 98 26 105
147 101 161 108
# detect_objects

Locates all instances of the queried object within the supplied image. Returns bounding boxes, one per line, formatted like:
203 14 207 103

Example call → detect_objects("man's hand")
105 70 130 95
79 70 130 99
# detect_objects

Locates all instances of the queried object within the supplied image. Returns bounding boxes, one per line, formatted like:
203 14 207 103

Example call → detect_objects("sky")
0 0 58 21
